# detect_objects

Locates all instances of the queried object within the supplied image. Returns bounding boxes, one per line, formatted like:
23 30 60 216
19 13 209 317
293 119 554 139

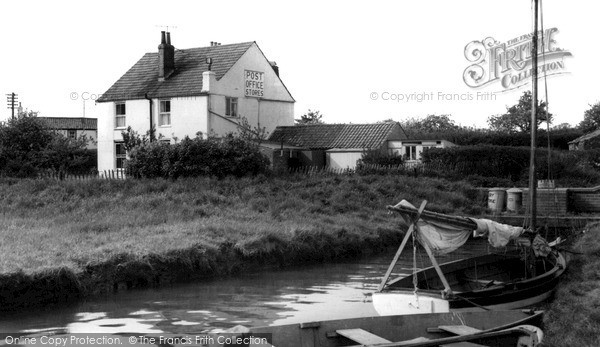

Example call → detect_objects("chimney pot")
158 31 175 81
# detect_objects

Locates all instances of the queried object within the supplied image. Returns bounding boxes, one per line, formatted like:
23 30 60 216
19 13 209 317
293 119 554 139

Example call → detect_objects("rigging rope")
412 222 419 306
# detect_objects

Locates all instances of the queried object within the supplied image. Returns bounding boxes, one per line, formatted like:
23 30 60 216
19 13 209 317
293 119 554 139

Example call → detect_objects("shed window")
405 145 418 161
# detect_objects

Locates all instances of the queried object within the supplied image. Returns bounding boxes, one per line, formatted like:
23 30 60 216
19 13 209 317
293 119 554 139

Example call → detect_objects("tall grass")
0 175 485 309
543 224 600 347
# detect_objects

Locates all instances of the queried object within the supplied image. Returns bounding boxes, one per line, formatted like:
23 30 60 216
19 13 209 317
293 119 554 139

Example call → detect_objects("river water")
0 239 493 334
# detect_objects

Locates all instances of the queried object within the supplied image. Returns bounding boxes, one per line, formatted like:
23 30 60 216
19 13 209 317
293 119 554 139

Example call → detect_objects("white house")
96 32 295 171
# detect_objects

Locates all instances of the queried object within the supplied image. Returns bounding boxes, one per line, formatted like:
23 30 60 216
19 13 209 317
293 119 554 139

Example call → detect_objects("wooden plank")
346 329 520 347
438 325 482 336
395 337 430 345
440 342 487 347
336 328 392 344
378 200 428 291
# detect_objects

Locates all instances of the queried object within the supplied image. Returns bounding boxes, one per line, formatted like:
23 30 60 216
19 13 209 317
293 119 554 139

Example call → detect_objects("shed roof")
268 123 406 149
569 129 600 144
38 117 97 130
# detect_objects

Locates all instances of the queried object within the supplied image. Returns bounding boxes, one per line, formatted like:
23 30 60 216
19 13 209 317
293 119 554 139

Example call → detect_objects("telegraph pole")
6 93 18 120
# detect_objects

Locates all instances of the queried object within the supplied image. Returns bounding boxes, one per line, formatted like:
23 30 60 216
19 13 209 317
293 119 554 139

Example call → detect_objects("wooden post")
378 200 428 292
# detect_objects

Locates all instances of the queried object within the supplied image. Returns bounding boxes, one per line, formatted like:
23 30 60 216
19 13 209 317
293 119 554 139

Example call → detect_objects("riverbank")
0 174 485 311
542 223 600 347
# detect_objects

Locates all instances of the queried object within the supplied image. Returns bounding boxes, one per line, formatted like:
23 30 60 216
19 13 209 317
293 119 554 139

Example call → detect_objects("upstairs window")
68 129 77 139
159 100 171 126
226 97 238 117
115 103 126 128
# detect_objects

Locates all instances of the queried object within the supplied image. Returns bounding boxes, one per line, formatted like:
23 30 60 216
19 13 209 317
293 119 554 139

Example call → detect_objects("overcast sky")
1 0 598 128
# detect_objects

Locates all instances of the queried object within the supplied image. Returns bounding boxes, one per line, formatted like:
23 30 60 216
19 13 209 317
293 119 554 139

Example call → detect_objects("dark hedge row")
403 128 583 150
126 135 270 179
422 145 600 186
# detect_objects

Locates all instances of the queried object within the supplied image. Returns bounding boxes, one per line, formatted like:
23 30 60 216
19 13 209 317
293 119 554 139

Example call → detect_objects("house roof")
568 129 600 144
97 42 255 102
267 123 406 149
38 117 97 130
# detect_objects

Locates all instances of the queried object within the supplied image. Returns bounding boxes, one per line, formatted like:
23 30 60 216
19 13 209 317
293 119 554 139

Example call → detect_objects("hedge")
126 135 270 179
421 145 600 186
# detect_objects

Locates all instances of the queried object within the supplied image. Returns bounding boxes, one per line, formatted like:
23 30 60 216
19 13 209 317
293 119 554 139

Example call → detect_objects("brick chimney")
158 31 175 81
269 61 279 77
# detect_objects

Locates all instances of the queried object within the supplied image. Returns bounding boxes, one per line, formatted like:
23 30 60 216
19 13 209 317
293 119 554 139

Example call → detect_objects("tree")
0 112 92 177
418 114 458 132
578 102 600 133
121 126 157 151
552 122 574 130
400 114 458 133
487 91 552 133
295 109 324 125
237 116 267 144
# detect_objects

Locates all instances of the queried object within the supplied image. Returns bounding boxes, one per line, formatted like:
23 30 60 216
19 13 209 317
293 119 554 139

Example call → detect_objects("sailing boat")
372 0 567 316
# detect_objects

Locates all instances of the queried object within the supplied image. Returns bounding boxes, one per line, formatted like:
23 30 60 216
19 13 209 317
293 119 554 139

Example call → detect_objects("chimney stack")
158 31 175 81
270 61 279 77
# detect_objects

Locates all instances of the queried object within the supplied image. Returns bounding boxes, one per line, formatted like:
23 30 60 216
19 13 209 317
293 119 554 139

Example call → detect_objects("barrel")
488 188 506 213
506 188 522 212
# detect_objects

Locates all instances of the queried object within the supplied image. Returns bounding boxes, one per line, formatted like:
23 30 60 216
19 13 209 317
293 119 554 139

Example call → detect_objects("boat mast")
528 0 539 232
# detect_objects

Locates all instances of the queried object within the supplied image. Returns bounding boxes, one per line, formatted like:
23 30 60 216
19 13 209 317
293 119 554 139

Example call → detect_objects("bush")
357 149 403 167
126 135 270 179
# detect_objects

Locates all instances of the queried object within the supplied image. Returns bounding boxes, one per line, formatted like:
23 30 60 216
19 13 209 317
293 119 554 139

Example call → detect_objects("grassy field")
0 174 485 310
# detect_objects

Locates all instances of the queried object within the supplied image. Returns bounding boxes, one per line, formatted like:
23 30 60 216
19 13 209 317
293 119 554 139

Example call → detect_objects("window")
405 145 418 161
159 100 171 126
115 142 127 169
68 129 77 139
225 97 238 117
115 103 126 128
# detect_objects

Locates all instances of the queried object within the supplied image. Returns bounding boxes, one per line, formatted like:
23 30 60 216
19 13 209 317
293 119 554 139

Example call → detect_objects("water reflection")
0 239 491 334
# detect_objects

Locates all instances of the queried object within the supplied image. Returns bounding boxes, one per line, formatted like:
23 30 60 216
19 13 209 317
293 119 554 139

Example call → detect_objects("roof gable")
98 42 254 102
268 123 406 149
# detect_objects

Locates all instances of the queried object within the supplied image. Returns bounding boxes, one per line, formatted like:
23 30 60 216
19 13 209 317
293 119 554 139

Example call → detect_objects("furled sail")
390 200 525 254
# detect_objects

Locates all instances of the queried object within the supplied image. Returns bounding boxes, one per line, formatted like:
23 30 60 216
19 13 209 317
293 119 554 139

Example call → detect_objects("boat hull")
373 251 566 315
243 310 543 347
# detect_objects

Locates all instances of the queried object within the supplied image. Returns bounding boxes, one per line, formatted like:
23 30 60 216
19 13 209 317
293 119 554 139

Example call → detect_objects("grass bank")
542 223 600 347
0 174 485 311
